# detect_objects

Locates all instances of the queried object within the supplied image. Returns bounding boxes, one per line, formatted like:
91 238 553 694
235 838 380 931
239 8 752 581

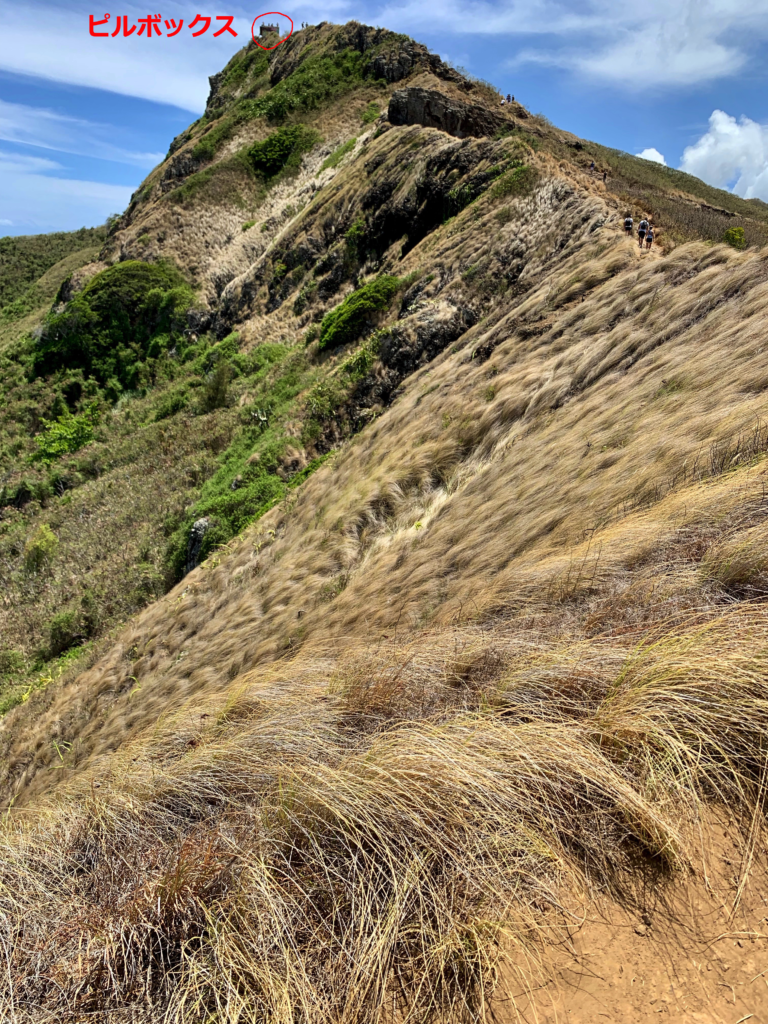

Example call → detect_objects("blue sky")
1 0 768 235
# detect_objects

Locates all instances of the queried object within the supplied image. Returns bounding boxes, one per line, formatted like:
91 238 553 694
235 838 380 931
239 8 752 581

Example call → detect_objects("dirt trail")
502 827 768 1023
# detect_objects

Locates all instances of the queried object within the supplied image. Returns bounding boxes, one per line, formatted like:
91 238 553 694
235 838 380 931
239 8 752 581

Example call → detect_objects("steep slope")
4 21 768 1023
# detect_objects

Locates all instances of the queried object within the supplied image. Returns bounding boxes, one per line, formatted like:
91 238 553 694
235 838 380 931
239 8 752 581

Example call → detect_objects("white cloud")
637 148 667 165
488 0 768 88
0 150 63 173
0 99 162 167
0 1 247 111
680 109 768 200
0 149 135 232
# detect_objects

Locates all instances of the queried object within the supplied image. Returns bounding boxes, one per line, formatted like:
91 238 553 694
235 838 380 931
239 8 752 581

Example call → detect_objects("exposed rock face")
161 152 203 192
186 517 210 575
388 88 510 139
204 69 228 118
55 262 108 305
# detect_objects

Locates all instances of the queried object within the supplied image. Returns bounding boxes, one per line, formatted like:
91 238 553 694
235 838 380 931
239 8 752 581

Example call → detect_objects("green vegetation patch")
253 50 371 123
32 260 195 393
723 226 747 250
319 276 402 350
32 402 100 464
361 102 381 125
248 125 321 179
169 153 261 209
490 164 540 200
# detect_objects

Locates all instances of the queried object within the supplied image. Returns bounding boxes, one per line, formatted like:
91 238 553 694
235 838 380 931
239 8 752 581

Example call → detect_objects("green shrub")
24 524 59 572
242 219 256 231
723 226 747 250
319 276 402 350
153 386 189 421
361 102 381 125
320 138 356 172
32 402 100 464
32 260 194 390
0 649 23 677
293 280 318 316
201 360 231 412
47 609 84 657
247 125 321 180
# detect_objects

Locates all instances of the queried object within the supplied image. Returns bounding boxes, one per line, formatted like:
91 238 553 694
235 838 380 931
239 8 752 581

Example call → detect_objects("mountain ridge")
2 22 768 1022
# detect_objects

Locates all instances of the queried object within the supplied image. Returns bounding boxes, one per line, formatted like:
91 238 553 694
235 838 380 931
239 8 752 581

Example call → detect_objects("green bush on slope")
32 402 100 464
32 261 195 392
247 125 321 179
723 226 747 250
319 276 402 350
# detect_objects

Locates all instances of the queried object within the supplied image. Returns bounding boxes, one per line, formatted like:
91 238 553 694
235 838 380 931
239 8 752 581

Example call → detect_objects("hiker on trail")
603 170 607 183
506 93 512 103
645 226 654 250
590 160 595 173
624 214 634 235
638 218 649 247
500 96 506 105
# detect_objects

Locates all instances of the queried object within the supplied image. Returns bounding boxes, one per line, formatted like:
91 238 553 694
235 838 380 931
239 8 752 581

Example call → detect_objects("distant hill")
0 225 106 309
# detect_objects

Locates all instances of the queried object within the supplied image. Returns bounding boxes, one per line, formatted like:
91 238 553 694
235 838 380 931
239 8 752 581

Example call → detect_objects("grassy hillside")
4 21 768 1023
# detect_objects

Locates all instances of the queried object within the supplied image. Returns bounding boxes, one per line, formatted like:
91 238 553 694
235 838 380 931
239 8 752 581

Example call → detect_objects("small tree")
723 226 746 250
24 524 59 573
32 402 100 464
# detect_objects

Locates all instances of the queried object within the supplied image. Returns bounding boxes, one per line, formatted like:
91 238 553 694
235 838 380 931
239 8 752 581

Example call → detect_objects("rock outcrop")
388 88 512 139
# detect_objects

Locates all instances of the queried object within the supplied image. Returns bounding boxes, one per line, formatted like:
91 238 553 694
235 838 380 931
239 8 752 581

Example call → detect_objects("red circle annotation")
251 12 294 50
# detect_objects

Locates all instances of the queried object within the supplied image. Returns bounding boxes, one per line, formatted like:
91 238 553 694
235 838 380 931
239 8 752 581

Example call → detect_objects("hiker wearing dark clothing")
624 215 634 235
590 160 595 173
506 93 512 103
645 228 654 250
603 170 607 183
638 218 649 247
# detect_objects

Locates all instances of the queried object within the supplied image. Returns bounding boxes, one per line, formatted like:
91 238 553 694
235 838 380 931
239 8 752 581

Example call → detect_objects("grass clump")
491 164 539 200
361 101 381 124
319 276 402 350
242 219 256 231
23 523 58 573
321 138 356 172
32 260 194 392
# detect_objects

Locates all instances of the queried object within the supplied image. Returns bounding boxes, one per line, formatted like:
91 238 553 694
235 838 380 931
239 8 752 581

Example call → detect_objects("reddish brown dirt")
500 825 768 1023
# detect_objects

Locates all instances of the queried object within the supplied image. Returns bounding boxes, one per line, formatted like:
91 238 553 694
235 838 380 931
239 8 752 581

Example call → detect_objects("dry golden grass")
8 155 768 801
7 37 768 1018
5 592 768 1021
